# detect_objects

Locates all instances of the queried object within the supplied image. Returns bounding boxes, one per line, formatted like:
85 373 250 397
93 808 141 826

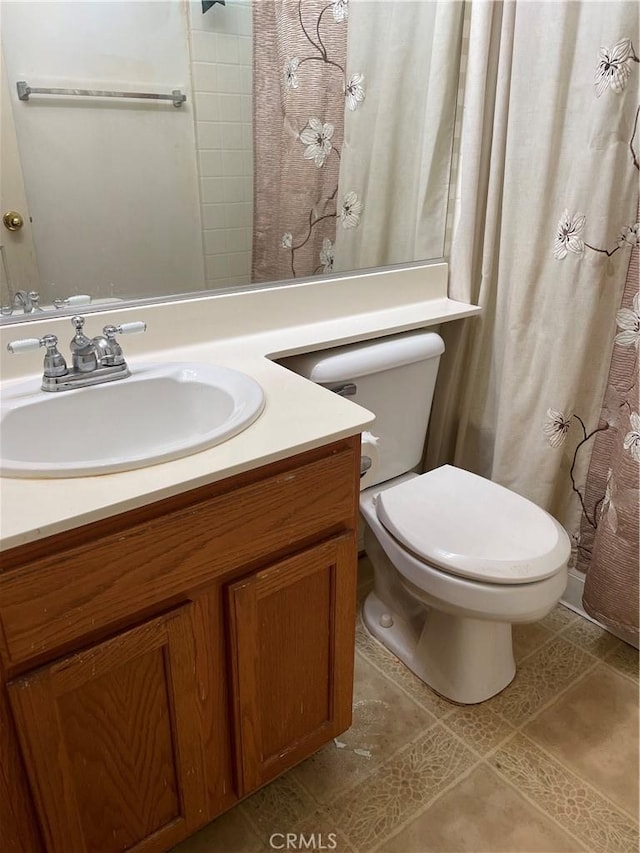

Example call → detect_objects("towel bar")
16 81 186 107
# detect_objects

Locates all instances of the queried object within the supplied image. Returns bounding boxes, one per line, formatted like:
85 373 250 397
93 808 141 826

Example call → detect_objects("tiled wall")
188 0 253 289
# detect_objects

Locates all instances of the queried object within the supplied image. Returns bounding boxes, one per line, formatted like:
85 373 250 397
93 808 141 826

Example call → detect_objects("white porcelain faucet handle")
6 337 42 353
115 321 146 335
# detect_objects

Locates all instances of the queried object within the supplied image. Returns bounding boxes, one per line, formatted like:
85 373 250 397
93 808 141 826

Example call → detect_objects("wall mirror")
0 0 464 321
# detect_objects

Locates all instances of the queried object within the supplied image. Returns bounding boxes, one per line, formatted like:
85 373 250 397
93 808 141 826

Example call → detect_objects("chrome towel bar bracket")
16 81 187 107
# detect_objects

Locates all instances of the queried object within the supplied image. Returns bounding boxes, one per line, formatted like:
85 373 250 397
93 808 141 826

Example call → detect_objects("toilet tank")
282 329 445 487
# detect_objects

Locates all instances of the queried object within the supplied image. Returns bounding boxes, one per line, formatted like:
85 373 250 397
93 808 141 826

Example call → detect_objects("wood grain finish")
227 534 357 793
0 441 357 668
0 436 361 851
0 679 44 853
7 606 208 853
190 587 237 817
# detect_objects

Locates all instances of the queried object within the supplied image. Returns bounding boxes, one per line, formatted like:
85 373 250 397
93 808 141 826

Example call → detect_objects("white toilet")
287 329 570 704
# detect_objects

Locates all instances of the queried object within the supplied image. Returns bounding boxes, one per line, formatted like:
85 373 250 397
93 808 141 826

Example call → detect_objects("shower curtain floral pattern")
544 37 639 645
426 1 639 648
252 0 364 281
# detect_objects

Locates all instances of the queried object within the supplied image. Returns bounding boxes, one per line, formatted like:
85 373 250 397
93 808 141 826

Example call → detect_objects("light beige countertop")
0 263 480 550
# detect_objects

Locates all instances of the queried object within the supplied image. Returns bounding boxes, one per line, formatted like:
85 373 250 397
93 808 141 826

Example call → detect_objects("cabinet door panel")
7 606 207 853
227 534 357 793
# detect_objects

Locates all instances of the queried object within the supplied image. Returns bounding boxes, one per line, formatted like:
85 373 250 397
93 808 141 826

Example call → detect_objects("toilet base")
362 590 516 704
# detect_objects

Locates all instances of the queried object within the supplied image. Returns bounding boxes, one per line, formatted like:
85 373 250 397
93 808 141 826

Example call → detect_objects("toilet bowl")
281 329 571 705
360 467 569 704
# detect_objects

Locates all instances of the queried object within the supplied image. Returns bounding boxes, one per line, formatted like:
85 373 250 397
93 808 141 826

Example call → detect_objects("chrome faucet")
7 315 146 392
8 290 42 314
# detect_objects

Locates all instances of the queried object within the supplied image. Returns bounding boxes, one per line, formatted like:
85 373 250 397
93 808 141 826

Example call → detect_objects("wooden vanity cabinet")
0 436 360 853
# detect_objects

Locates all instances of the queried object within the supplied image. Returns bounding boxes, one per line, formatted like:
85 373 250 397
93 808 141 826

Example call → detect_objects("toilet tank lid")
284 330 445 383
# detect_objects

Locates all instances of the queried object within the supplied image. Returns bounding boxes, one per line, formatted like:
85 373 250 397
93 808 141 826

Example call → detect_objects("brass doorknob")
3 211 24 231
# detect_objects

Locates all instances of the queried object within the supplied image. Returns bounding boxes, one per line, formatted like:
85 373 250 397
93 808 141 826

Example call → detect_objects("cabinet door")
7 605 207 853
227 534 357 794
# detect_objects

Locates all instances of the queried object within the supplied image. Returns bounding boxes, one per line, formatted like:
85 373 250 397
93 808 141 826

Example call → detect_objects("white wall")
188 0 253 289
2 1 206 302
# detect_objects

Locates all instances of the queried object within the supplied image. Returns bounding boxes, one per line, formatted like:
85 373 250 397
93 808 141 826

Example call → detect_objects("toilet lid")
376 466 570 584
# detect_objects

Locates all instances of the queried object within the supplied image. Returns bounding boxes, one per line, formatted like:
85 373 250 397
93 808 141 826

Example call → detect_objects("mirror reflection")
0 0 464 317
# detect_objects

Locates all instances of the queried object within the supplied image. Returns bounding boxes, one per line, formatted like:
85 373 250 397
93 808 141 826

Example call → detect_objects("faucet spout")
13 290 40 314
70 316 99 372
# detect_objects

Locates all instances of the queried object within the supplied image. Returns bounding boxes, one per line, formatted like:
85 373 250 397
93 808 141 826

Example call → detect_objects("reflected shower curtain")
333 0 464 271
425 0 639 645
252 0 347 282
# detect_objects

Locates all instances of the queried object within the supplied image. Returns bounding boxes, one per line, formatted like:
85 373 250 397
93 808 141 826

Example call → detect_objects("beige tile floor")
175 558 639 853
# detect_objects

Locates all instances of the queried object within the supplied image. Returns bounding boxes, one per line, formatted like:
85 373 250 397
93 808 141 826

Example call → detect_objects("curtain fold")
333 0 464 273
425 0 639 641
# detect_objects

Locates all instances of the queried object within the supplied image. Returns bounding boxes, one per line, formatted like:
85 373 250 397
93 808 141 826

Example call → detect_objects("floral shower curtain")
425 0 639 645
252 0 463 281
252 0 350 282
580 224 639 645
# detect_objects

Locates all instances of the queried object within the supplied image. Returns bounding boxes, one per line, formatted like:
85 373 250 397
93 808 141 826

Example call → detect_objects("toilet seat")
375 465 570 585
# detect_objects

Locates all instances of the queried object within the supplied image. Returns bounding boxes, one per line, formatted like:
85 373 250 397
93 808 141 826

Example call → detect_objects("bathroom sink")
0 362 265 478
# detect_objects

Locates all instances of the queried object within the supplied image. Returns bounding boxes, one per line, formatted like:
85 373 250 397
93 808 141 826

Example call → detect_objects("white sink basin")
0 362 265 478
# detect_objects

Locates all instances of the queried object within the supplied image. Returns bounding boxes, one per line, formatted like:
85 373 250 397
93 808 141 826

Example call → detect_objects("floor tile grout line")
319 713 444 812
597 654 640 686
514 636 555 665
501 655 602 732
353 627 638 847
439 717 516 764
513 616 585 666
343 705 505 851
354 639 457 720
257 592 636 852
514 729 640 825
312 806 359 853
558 629 628 664
513 609 578 663
486 749 593 853
356 607 636 778
553 609 639 677
357 616 607 737
370 737 592 853
292 642 448 814
367 755 486 853
355 612 461 713
325 727 479 853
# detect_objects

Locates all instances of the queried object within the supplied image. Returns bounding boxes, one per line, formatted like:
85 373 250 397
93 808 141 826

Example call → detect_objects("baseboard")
561 568 603 627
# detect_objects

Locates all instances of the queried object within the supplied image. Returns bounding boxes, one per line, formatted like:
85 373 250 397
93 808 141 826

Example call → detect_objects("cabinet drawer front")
0 443 358 666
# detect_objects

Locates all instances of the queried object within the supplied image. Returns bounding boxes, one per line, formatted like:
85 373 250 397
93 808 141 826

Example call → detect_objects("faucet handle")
6 337 42 353
108 321 147 336
7 334 68 377
53 294 92 309
96 321 146 367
